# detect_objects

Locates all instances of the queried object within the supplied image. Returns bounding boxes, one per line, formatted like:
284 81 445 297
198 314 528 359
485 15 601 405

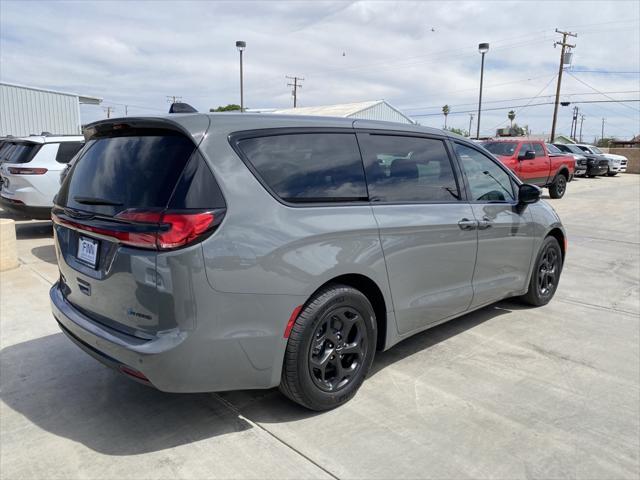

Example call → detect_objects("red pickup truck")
482 139 575 198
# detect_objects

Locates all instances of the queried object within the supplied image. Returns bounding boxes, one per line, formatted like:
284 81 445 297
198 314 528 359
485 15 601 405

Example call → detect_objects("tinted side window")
55 142 84 164
455 143 515 202
532 143 545 157
358 134 459 202
237 133 366 202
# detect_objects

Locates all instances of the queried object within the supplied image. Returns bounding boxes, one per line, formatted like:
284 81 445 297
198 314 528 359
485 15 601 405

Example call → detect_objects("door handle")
477 216 493 230
458 218 478 231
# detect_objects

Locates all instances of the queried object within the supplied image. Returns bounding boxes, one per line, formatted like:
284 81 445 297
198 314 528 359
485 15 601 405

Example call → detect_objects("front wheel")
607 170 618 177
280 284 377 411
520 236 563 306
548 174 567 199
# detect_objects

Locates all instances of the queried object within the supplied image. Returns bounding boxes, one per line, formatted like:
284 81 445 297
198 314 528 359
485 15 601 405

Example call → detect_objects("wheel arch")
308 273 388 351
546 227 566 262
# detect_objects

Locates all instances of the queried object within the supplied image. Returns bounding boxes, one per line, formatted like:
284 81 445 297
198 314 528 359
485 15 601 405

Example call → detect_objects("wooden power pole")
286 76 304 108
550 29 577 142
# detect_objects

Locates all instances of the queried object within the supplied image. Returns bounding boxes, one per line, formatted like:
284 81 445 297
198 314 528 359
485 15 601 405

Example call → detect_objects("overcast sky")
1 1 638 140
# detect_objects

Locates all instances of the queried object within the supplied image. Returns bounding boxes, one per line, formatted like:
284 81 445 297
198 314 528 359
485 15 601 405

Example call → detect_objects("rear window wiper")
73 196 123 206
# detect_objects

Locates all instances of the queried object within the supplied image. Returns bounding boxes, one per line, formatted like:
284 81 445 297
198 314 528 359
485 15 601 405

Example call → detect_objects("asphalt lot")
1 174 638 479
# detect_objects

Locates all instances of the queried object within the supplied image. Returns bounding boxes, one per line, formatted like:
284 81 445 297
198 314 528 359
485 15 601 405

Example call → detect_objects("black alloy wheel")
308 306 367 392
521 236 563 306
280 284 377 411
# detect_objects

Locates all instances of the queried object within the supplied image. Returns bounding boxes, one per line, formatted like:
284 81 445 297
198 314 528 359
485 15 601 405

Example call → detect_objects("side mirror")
518 150 536 160
518 183 541 205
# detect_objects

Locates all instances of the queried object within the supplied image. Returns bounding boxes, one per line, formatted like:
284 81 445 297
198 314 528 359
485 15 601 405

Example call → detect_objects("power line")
566 72 640 113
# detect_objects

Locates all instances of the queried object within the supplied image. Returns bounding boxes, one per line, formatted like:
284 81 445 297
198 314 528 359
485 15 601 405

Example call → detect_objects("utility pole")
103 106 114 118
468 113 474 137
166 95 182 104
550 28 577 142
286 75 304 108
125 105 129 116
570 106 579 140
579 114 585 142
601 117 605 142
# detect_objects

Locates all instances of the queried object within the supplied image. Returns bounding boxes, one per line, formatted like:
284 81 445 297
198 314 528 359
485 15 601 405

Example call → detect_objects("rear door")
53 124 222 337
453 142 535 308
357 131 477 335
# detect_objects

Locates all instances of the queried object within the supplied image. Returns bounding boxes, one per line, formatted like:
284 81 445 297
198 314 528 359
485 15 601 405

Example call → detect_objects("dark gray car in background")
50 114 565 410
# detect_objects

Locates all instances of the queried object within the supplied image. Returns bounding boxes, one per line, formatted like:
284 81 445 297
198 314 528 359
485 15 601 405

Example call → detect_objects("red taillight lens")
8 167 48 175
52 209 220 250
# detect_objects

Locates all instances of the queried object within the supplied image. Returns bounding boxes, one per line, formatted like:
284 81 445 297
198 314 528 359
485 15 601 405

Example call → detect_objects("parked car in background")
546 143 587 177
0 135 84 219
552 143 609 177
50 114 566 411
574 143 627 176
482 139 574 198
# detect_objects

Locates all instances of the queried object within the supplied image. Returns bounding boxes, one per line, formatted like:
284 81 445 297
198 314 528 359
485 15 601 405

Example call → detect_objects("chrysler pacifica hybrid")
50 114 565 410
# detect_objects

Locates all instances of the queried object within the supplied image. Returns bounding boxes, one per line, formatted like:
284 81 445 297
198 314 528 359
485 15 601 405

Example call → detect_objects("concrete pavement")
1 174 638 479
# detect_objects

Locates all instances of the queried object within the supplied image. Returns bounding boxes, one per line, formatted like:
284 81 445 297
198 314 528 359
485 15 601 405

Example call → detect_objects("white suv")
574 144 628 176
0 135 84 219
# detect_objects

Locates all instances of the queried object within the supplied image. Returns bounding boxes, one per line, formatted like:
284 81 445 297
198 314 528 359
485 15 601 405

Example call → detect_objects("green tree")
508 110 516 128
444 126 469 137
596 137 617 147
210 104 242 112
442 105 450 128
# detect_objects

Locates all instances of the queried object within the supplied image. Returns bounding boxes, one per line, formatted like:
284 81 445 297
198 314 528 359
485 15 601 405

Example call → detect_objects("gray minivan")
50 114 565 410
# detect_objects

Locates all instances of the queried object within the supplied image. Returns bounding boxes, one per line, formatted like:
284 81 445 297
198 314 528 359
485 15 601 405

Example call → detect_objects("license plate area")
77 236 99 268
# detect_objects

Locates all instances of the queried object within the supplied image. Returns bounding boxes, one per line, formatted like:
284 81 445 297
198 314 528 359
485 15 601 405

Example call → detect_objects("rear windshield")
483 142 518 156
57 132 196 215
0 142 41 164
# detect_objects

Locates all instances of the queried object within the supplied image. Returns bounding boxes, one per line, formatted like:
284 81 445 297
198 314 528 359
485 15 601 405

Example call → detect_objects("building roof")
0 82 103 105
273 100 382 117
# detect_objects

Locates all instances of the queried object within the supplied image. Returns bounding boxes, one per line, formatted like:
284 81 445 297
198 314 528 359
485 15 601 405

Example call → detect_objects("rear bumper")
0 195 52 220
50 282 290 393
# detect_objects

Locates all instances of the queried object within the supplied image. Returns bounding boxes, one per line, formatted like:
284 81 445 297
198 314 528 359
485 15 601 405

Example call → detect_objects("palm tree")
442 105 450 128
508 110 516 128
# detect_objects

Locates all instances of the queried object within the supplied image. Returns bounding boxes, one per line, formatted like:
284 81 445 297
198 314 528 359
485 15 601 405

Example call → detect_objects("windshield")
589 146 602 154
546 144 561 154
483 142 518 156
0 142 40 164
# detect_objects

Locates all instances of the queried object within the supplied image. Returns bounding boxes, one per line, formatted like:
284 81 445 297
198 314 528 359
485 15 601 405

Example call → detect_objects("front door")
357 132 478 335
453 142 535 308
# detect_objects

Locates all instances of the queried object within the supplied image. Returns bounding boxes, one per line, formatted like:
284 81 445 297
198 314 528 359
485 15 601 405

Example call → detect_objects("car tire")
520 236 563 307
280 284 377 411
548 174 567 199
607 171 618 177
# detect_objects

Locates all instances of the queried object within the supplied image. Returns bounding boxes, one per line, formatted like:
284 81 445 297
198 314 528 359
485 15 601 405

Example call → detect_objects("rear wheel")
520 236 563 306
280 284 377 411
548 174 567 198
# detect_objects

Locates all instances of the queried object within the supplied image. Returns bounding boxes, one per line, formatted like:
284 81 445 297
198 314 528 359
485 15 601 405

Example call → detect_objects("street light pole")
476 43 489 139
235 41 246 112
468 113 474 137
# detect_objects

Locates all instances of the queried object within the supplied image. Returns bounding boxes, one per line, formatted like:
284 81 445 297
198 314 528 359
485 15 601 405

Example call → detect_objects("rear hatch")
52 119 225 338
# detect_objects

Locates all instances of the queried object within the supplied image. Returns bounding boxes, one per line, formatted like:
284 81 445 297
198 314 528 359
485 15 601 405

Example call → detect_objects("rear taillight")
51 209 224 250
8 167 48 175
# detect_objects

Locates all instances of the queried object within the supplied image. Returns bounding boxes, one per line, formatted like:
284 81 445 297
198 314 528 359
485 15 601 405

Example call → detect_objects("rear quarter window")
235 132 367 203
55 142 85 164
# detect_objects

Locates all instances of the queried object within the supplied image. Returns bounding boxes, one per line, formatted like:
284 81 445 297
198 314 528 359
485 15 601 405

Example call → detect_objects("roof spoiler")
169 102 198 114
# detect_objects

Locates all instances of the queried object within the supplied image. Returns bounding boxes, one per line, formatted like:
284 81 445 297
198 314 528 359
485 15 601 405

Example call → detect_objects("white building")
270 100 415 124
0 82 102 137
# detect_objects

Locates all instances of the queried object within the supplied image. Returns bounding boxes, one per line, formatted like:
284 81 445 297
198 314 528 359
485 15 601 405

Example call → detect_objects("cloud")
1 0 638 138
